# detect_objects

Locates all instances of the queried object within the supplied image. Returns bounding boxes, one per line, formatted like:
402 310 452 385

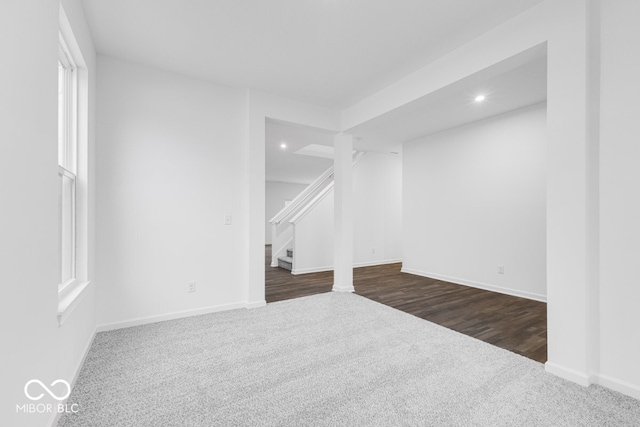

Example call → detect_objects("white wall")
95 56 247 328
293 189 335 273
1 1 97 425
245 90 342 305
291 152 403 273
353 153 403 267
598 0 640 398
265 181 307 244
403 104 547 301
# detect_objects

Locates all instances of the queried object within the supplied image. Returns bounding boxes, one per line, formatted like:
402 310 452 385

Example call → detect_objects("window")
57 7 91 326
58 36 77 292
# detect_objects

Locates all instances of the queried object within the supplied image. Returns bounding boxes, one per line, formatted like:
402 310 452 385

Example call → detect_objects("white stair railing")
269 151 365 268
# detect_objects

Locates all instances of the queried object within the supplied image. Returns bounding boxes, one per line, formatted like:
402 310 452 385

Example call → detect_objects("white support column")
333 133 354 292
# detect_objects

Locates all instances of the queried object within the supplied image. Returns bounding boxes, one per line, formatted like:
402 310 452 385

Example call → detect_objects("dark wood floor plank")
265 245 547 363
265 246 333 301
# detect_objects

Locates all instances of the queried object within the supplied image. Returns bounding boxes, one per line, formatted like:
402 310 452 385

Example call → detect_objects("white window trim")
58 37 77 173
58 281 90 326
57 6 91 326
58 165 77 293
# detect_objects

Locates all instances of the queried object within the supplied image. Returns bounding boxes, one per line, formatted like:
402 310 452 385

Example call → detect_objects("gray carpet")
59 292 640 426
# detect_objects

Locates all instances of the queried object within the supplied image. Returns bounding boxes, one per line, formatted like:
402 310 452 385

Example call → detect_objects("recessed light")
474 95 486 102
280 143 287 149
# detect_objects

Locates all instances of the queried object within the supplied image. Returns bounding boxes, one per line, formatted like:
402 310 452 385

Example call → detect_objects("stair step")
277 256 293 271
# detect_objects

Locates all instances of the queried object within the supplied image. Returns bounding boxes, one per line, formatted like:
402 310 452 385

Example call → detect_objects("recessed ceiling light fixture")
280 143 287 149
474 94 486 102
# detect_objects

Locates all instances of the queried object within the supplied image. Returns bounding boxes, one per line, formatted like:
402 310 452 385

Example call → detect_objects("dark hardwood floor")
265 245 547 363
265 246 334 302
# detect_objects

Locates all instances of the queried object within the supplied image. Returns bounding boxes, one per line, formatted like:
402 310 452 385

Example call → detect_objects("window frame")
58 166 77 293
57 34 78 294
58 38 77 174
56 4 95 327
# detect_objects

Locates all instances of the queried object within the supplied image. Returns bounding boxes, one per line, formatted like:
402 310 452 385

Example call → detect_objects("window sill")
58 280 91 326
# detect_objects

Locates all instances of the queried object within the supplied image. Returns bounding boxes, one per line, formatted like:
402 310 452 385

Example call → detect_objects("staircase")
277 248 294 271
269 151 364 275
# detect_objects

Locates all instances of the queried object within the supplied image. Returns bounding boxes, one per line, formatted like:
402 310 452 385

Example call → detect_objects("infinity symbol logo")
24 379 71 401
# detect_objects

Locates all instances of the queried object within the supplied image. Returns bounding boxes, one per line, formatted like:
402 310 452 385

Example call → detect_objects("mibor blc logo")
16 379 79 415
24 379 71 401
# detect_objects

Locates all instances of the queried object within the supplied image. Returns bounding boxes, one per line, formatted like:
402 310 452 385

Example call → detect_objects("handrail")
269 151 365 226
269 166 334 225
289 151 365 224
289 184 334 224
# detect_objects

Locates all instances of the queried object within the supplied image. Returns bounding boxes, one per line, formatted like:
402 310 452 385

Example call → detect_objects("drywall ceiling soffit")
349 46 548 154
294 144 335 159
81 0 545 108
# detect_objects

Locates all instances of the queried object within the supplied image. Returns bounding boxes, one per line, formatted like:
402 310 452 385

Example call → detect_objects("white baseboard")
292 265 333 275
595 374 640 400
69 329 97 389
353 259 402 268
292 259 402 275
545 362 590 387
96 301 249 332
401 267 547 303
246 300 267 309
332 286 355 293
49 326 97 427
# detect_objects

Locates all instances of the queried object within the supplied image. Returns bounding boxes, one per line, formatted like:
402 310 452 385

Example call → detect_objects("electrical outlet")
498 265 504 274
371 247 376 254
187 281 196 293
224 215 232 225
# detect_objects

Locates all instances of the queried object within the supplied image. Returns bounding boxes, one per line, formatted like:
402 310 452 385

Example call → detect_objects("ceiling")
266 120 334 184
350 48 548 154
80 0 547 185
80 0 544 108
267 48 547 183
